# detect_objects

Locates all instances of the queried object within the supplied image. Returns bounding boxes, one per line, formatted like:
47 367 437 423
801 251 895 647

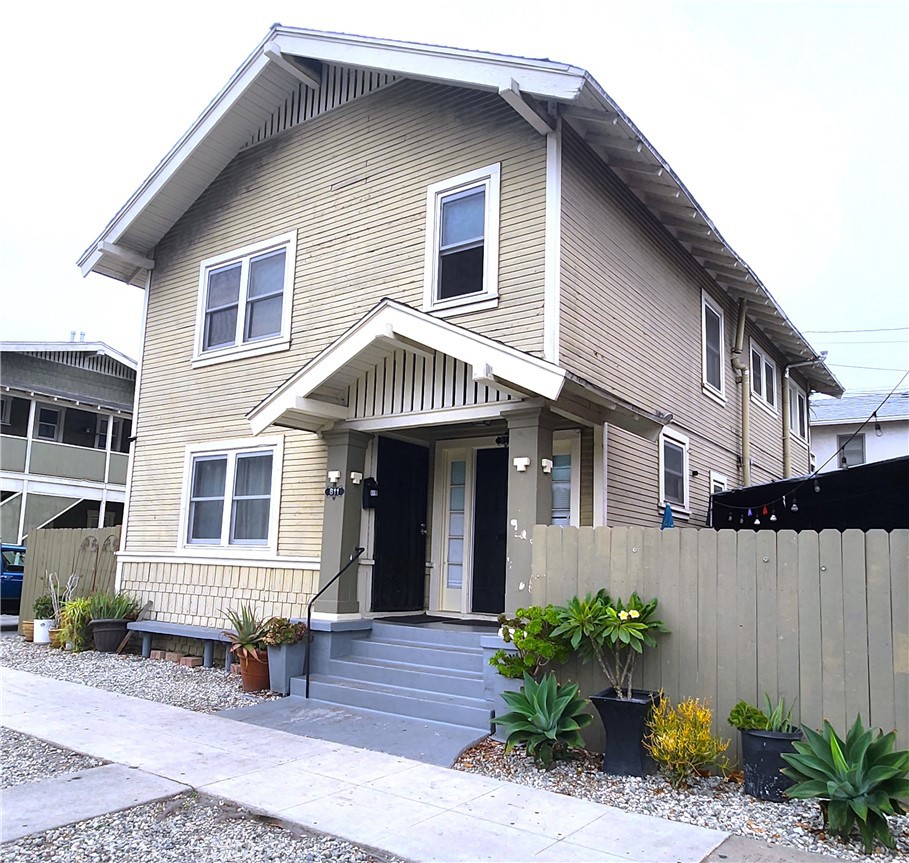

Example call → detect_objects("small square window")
838 433 865 468
194 233 296 366
750 341 777 410
423 164 500 313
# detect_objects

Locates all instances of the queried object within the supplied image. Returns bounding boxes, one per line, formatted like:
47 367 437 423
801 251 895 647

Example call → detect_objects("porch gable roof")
247 299 668 439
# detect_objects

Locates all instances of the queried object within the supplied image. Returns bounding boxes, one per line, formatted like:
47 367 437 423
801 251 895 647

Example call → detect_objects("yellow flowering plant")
552 590 668 700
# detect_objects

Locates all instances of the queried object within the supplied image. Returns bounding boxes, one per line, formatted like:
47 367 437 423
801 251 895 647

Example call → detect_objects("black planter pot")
90 618 129 653
740 728 803 802
590 688 658 776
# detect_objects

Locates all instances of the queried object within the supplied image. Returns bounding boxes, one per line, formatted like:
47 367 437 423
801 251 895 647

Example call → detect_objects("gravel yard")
2 635 907 862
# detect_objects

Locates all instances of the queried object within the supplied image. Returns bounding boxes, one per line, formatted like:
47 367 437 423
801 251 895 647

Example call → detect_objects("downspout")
730 300 751 486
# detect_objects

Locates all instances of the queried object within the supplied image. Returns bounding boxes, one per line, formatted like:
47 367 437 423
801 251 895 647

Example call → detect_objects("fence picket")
842 529 870 726
865 530 894 734
819 530 847 732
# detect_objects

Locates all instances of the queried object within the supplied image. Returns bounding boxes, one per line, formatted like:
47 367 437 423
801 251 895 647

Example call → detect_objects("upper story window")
423 164 500 314
659 427 690 512
193 232 296 367
0 396 10 426
838 433 865 468
750 341 777 411
789 382 808 441
701 292 725 398
182 438 283 552
36 405 61 441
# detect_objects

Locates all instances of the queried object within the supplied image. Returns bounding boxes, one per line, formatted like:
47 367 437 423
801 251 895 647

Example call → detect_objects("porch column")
505 408 554 613
314 429 370 615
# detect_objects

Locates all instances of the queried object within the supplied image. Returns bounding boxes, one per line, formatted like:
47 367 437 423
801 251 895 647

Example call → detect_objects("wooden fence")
531 526 909 757
18 527 120 633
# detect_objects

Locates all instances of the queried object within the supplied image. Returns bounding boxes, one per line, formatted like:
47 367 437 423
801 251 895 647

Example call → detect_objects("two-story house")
1 341 135 543
811 391 909 472
78 26 842 633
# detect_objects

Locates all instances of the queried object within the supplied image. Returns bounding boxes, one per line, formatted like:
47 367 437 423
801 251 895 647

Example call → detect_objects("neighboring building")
1 341 136 543
78 27 841 628
811 391 909 473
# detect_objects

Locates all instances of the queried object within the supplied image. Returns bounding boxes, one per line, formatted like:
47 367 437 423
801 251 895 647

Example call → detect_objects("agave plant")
497 672 592 769
222 605 269 659
781 715 909 853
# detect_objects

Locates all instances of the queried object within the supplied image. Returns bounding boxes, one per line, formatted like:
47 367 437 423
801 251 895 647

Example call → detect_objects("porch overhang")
247 299 668 439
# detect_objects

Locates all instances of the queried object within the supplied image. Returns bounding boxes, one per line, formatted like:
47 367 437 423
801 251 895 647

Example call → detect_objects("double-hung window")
701 292 725 398
183 439 282 551
36 405 61 441
194 232 296 366
0 396 10 426
550 432 581 526
750 341 777 410
659 428 689 512
789 382 808 441
423 164 500 313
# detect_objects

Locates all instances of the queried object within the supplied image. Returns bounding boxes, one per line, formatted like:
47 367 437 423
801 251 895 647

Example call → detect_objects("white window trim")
35 403 62 441
659 427 690 515
788 381 809 443
709 471 728 495
749 339 778 415
192 232 297 368
701 291 726 402
837 432 865 468
553 430 581 527
0 395 10 425
422 163 500 316
178 436 283 555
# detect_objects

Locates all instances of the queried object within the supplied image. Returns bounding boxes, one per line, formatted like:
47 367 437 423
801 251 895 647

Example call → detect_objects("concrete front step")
298 675 492 731
348 638 484 672
370 620 496 648
326 656 485 699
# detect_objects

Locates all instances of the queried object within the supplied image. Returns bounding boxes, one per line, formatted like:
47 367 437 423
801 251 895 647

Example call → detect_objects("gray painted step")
299 675 492 731
326 656 485 698
348 638 484 672
370 621 495 648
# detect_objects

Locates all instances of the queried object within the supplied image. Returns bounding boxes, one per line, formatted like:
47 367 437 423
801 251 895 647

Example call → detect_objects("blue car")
1 544 26 613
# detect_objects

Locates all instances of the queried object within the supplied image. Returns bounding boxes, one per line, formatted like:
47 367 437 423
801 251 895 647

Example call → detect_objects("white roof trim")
0 341 137 371
247 299 567 434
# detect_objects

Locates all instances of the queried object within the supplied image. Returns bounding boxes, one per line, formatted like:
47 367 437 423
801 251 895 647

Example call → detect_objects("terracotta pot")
238 649 270 692
49 628 65 649
21 620 34 642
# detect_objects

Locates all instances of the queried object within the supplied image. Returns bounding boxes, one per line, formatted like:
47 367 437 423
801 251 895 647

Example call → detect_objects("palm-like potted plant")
223 605 270 692
263 616 308 696
728 695 802 801
59 596 93 652
552 590 668 776
87 592 140 652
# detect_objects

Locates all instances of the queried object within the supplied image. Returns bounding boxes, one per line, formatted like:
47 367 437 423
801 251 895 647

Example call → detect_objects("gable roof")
77 25 841 396
0 340 137 372
811 390 909 425
248 298 669 438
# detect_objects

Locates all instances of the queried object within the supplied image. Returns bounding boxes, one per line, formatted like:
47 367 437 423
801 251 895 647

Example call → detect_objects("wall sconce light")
327 470 341 486
513 457 531 472
349 472 363 485
541 458 553 474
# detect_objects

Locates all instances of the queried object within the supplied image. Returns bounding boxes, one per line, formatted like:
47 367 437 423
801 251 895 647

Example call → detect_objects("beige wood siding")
127 79 547 563
559 128 804 526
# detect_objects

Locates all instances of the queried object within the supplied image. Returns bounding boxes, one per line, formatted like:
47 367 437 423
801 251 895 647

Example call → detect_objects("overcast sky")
1 0 906 396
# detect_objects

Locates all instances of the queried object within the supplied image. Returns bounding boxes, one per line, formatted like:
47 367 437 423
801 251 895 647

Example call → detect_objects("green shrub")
87 592 140 620
262 617 308 646
60 597 92 651
645 695 730 788
781 715 909 853
33 594 55 619
728 695 796 733
490 605 569 679
498 672 593 769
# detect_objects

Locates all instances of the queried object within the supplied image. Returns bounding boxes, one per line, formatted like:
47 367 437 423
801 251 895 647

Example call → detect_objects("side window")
838 433 865 468
659 428 689 511
194 233 296 366
423 164 500 313
701 293 725 397
789 383 808 440
750 341 777 410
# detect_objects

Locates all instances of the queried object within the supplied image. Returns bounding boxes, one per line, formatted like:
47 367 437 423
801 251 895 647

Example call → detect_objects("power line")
803 326 909 334
827 363 909 372
820 340 909 345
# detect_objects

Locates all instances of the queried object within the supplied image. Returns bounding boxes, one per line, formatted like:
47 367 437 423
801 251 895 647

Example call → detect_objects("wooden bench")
127 621 233 670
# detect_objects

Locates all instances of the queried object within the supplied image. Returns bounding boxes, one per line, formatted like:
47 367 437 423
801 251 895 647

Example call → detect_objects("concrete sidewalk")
0 669 832 862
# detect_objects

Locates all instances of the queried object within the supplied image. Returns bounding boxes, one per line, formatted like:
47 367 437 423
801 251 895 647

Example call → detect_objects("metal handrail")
304 546 365 698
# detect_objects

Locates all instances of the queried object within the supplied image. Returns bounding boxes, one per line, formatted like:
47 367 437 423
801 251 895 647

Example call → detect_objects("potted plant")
263 616 308 696
87 592 140 652
223 605 270 692
32 595 56 644
59 596 93 652
553 590 668 776
728 695 802 802
488 605 569 741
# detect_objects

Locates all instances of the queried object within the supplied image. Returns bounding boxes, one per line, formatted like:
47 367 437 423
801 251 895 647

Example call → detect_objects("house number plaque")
325 486 345 498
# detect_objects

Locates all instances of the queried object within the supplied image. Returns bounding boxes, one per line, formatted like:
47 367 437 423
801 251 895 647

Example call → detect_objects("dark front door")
371 437 429 612
471 447 508 614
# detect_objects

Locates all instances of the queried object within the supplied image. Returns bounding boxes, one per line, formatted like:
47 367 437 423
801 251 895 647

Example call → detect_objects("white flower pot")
34 619 55 644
